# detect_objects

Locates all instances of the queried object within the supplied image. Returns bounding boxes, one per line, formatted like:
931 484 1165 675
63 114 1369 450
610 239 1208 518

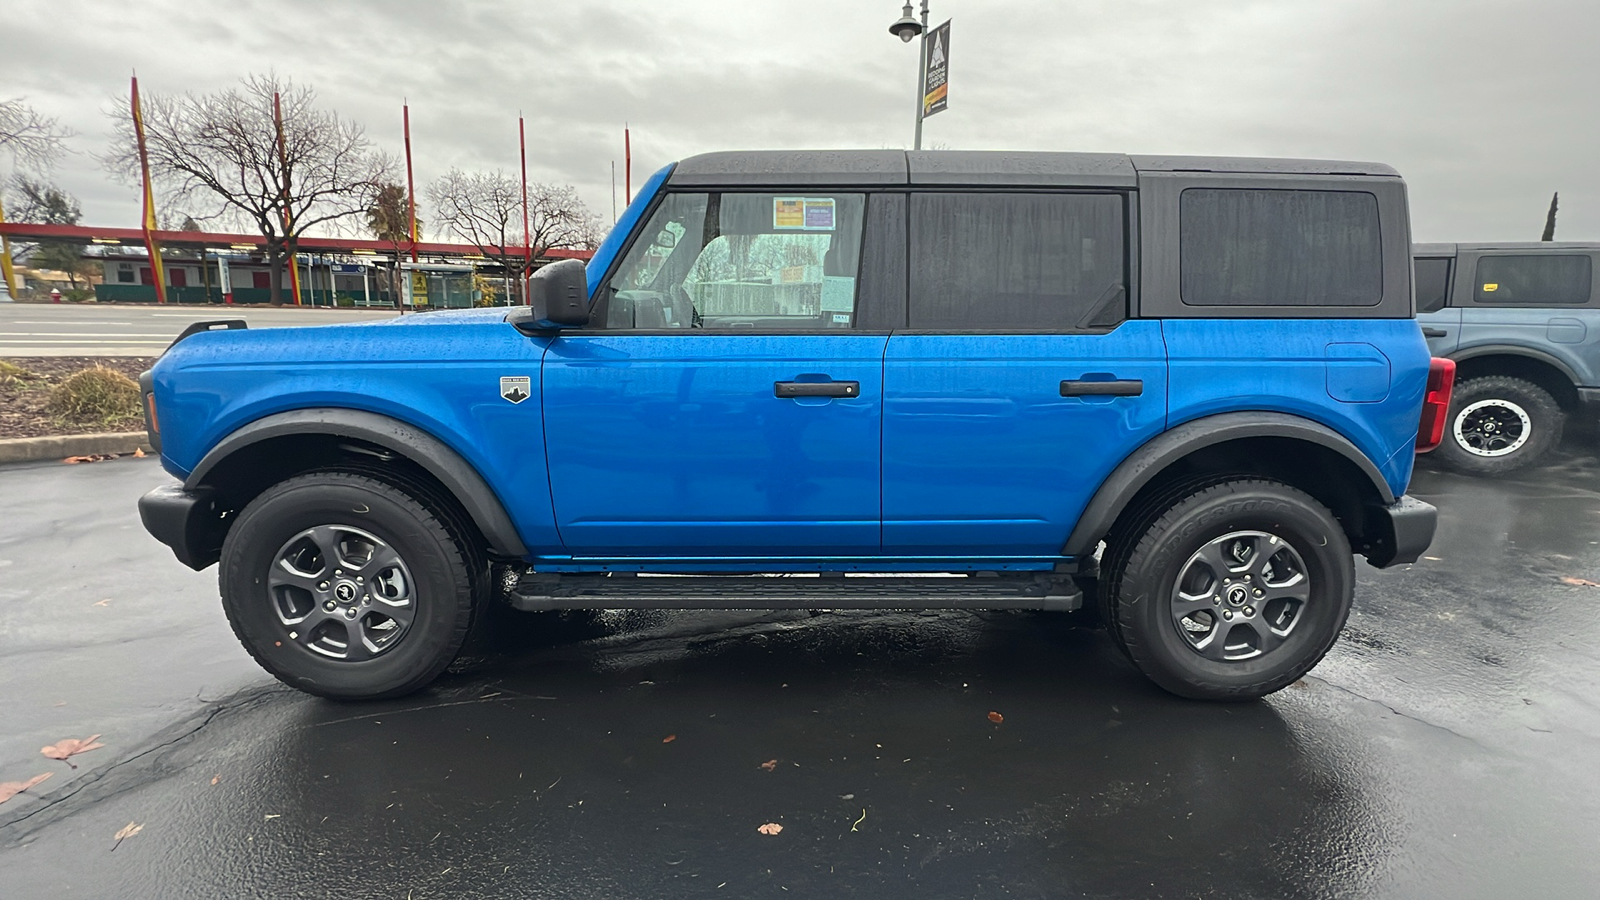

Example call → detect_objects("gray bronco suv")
1417 242 1600 474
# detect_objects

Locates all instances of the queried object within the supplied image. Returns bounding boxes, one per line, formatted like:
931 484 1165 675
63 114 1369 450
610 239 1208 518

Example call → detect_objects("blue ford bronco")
138 150 1451 702
1416 241 1600 474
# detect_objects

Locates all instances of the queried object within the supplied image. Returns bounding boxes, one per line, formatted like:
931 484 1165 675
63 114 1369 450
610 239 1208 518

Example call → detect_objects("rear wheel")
1102 479 1353 701
219 471 483 700
1433 375 1563 475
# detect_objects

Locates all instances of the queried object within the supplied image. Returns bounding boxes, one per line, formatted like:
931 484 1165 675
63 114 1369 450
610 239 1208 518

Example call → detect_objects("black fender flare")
185 408 528 557
1061 411 1396 558
1449 344 1582 386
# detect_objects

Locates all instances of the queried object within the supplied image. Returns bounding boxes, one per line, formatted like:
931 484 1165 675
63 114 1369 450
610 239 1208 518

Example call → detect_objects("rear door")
541 190 887 558
1414 255 1460 356
881 191 1167 557
1457 249 1600 385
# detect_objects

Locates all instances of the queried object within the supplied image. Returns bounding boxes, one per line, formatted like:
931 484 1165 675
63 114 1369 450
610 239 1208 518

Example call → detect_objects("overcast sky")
2 0 1595 243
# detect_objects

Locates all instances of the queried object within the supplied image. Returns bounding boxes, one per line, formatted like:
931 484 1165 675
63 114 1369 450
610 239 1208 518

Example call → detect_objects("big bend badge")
500 375 531 404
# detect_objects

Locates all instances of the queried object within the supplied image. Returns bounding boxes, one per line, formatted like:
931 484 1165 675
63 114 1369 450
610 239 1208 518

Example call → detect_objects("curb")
0 432 153 465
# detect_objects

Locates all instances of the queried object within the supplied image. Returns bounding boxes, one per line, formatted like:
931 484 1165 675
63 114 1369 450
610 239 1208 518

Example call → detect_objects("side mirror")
526 258 589 328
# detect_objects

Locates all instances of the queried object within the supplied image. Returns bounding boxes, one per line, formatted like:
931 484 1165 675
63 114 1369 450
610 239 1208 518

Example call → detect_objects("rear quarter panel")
150 316 560 553
1162 319 1431 498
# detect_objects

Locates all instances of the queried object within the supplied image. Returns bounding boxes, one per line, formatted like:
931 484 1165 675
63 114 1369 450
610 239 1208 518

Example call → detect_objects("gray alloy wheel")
1170 530 1310 662
267 525 416 661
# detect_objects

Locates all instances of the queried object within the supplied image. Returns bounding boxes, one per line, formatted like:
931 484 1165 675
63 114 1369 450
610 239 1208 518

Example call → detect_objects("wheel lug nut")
357 577 364 584
1254 589 1264 597
344 608 358 619
318 581 329 590
1222 610 1234 620
323 601 336 611
1244 606 1255 616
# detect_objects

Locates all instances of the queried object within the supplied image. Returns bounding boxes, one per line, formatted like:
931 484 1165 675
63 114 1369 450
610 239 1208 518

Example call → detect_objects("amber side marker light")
1415 357 1456 453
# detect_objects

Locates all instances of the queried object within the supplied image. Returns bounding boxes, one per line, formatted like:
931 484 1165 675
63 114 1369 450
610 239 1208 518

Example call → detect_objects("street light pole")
889 0 931 150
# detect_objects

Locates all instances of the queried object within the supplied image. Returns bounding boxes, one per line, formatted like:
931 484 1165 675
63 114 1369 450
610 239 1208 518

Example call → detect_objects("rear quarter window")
1180 188 1383 307
1413 257 1452 313
1473 255 1592 305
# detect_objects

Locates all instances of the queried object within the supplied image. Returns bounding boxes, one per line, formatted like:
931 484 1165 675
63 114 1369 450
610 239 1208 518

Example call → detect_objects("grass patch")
0 360 37 384
46 366 143 427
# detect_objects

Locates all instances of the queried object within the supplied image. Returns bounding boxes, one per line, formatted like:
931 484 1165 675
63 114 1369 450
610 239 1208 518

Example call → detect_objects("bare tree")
4 177 93 290
428 170 601 303
0 97 71 171
104 74 394 304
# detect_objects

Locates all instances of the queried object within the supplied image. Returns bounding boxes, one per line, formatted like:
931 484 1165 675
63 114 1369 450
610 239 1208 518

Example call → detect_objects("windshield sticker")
1483 283 1499 292
804 198 835 230
774 198 805 229
500 375 531 404
773 197 836 230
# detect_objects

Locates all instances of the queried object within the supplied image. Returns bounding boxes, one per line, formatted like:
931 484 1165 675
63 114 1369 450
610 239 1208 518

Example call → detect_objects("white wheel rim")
1453 399 1532 458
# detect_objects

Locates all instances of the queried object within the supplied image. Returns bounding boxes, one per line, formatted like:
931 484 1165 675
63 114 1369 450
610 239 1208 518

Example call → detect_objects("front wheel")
1433 375 1563 475
218 471 482 700
1103 479 1354 701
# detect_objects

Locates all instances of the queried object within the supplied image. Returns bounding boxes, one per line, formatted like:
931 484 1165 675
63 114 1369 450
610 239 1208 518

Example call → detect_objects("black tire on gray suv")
1101 479 1354 701
1433 375 1563 476
218 471 484 700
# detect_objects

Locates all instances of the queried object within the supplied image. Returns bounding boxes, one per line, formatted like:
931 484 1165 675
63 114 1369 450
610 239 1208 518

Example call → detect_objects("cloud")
2 0 1595 241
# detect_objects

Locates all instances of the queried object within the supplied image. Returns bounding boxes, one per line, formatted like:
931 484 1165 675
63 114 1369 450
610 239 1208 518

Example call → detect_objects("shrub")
46 366 143 425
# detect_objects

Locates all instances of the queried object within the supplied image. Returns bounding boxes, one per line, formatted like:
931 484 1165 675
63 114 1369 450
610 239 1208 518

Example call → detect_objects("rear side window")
1180 189 1383 307
1414 257 1452 313
1473 255 1592 305
908 192 1125 330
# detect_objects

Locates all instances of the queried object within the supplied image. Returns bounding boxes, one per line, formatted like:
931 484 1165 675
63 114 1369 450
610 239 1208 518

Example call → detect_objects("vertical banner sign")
922 20 951 118
519 114 531 304
404 102 418 263
217 254 233 305
131 76 169 304
273 92 302 305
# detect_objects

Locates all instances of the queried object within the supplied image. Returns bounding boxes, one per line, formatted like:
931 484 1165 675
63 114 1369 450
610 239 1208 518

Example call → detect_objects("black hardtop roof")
1414 241 1600 256
667 150 1400 188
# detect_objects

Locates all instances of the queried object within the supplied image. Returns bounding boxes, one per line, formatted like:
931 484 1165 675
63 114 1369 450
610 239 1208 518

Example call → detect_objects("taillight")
1415 357 1455 453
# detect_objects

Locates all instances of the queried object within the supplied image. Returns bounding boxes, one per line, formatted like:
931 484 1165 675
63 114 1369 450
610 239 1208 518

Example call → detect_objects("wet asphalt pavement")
3 443 1600 899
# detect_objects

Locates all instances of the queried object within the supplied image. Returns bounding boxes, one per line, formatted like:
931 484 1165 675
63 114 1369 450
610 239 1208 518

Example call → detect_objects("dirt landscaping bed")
0 357 155 440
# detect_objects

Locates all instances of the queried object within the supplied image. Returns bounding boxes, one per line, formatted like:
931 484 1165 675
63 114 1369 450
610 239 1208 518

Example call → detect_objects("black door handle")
1061 379 1143 397
775 381 860 399
1422 327 1448 338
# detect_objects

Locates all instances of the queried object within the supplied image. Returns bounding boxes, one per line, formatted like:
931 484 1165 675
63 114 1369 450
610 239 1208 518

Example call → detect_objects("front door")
542 189 885 558
882 191 1167 557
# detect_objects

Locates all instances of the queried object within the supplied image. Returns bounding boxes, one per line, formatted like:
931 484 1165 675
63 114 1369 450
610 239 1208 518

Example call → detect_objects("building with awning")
0 222 592 307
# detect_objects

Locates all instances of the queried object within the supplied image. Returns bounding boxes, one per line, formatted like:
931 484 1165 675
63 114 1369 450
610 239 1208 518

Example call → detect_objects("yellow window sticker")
773 198 805 229
1483 283 1499 292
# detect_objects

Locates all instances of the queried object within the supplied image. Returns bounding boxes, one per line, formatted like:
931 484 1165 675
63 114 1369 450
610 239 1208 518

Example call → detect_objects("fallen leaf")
133 447 146 458
759 759 777 771
662 734 676 743
210 774 221 786
757 823 783 835
264 814 281 820
1559 576 1600 587
111 821 143 850
0 773 52 804
93 599 112 607
42 734 104 768
987 711 1004 724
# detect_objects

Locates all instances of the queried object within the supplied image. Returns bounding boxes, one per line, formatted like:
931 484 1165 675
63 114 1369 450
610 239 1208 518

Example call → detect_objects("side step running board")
504 572 1083 612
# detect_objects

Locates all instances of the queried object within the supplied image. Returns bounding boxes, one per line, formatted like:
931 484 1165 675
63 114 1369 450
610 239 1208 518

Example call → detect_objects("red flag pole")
624 125 632 205
273 91 302 306
404 101 418 264
519 113 531 305
131 75 168 305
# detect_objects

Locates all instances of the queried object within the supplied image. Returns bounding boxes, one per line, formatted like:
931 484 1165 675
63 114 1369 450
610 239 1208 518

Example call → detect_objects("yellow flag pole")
132 74 169 304
0 192 19 299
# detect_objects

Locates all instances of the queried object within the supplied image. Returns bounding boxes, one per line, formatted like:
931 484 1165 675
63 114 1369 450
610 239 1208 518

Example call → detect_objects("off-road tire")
1434 375 1563 476
219 471 482 700
1102 479 1354 701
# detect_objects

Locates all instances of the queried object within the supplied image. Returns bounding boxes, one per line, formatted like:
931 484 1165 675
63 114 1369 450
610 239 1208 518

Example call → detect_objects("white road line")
0 339 170 344
9 320 138 325
0 332 177 337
